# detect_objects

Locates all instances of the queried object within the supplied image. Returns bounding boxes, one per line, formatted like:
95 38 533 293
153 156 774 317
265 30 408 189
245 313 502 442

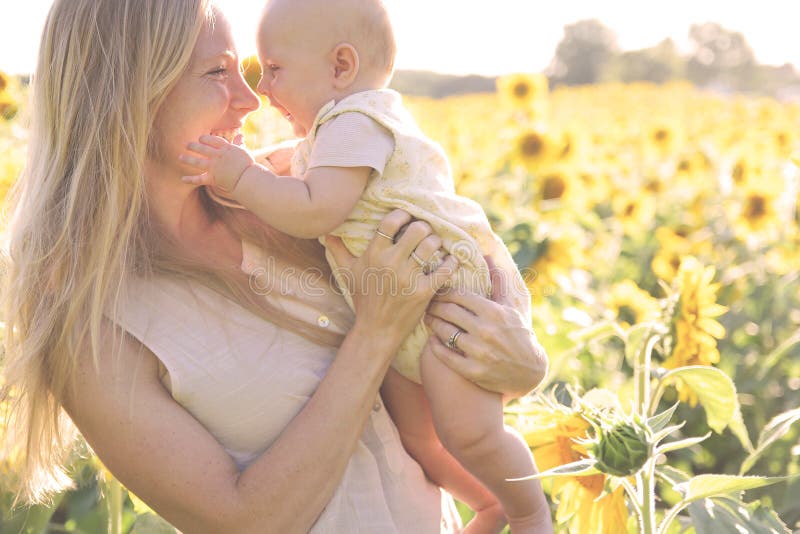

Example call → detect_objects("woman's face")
150 9 260 178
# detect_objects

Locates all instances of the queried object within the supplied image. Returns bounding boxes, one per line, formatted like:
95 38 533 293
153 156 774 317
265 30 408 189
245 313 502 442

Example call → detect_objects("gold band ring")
375 229 394 242
447 329 463 351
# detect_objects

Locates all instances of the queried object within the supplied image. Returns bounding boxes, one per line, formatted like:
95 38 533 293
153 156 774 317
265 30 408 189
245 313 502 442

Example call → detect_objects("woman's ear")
329 43 359 89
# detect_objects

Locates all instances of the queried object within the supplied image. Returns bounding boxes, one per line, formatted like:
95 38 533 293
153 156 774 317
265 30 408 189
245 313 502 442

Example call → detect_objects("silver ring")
447 329 463 351
375 229 394 242
410 251 426 268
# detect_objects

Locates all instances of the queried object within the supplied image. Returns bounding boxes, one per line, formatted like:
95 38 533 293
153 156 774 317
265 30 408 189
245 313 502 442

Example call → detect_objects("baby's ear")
330 43 359 88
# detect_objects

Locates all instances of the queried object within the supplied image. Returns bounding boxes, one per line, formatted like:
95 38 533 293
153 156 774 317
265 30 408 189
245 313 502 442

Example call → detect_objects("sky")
2 1 800 77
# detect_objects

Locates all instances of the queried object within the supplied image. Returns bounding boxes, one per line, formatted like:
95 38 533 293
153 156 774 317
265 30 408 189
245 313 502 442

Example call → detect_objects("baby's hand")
180 134 254 192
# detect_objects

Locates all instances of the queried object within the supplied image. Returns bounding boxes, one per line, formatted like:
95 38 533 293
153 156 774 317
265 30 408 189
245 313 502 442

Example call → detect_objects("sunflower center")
617 304 638 326
513 82 531 98
542 175 566 200
653 129 669 143
744 195 767 219
521 134 544 157
623 202 636 217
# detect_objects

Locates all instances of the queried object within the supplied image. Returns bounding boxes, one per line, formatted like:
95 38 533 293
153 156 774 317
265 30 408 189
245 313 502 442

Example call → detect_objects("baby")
181 0 551 530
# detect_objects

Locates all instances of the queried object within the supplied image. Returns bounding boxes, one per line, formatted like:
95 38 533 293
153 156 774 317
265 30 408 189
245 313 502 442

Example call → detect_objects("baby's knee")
435 417 503 461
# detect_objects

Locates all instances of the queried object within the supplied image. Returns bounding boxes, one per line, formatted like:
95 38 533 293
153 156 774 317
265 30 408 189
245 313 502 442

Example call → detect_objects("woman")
1 0 548 532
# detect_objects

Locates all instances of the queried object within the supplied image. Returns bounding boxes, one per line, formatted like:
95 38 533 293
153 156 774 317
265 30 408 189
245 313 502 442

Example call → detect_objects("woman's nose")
232 72 261 113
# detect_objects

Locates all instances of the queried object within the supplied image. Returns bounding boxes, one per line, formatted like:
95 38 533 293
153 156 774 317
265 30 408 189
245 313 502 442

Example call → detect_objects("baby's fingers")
178 153 211 170
181 173 213 186
198 134 231 148
186 141 220 157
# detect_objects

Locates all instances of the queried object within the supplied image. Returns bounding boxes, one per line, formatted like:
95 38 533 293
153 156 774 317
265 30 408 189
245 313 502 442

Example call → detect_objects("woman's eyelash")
208 67 227 76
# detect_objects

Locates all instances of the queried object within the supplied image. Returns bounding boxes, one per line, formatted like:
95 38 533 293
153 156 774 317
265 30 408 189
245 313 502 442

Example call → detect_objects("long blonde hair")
1 0 341 503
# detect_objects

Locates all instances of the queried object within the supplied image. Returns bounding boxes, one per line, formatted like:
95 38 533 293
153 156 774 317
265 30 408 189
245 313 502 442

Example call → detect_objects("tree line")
390 21 800 99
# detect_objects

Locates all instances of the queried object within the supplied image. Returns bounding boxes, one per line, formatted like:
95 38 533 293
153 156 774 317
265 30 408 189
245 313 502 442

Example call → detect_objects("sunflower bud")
592 421 650 477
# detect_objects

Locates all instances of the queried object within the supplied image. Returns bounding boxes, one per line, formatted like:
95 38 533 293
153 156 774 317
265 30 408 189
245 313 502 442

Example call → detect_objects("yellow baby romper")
292 89 531 383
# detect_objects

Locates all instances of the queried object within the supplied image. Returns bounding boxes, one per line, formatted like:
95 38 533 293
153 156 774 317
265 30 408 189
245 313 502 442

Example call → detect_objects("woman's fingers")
426 301 479 334
426 334 483 382
427 254 458 293
433 287 502 323
393 219 434 259
371 209 414 253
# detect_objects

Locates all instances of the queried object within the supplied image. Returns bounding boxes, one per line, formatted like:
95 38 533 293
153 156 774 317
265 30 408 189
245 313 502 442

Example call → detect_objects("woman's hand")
327 210 458 352
423 257 548 398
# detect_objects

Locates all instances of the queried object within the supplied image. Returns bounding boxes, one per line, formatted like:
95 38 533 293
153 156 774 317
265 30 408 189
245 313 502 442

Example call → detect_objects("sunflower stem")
649 379 667 417
107 476 123 534
633 328 657 419
640 460 658 534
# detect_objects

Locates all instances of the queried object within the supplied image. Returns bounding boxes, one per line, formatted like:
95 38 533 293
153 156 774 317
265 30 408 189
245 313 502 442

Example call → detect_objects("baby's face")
256 8 337 137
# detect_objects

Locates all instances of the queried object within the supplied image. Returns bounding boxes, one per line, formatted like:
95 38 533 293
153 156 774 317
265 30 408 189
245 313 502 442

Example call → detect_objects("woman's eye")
208 67 227 77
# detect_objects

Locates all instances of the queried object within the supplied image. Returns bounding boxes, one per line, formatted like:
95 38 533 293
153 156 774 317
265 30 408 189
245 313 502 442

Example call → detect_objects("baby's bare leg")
421 349 552 533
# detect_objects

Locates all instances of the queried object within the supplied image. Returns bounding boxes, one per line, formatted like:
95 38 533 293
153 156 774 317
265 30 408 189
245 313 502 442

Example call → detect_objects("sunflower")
729 155 760 188
612 189 656 237
514 398 628 534
645 123 680 158
650 226 714 283
511 129 555 172
663 257 728 404
732 182 782 241
524 230 582 297
605 280 660 328
0 93 18 122
496 72 548 112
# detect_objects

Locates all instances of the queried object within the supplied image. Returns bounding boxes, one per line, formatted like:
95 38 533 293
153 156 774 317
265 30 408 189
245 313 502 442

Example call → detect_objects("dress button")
317 315 330 328
373 401 382 412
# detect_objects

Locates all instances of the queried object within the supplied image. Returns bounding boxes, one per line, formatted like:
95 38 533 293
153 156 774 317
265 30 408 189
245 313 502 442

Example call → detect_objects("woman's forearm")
229 320 403 532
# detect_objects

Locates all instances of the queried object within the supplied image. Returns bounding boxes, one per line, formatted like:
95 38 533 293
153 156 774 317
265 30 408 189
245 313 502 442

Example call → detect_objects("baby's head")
257 0 396 136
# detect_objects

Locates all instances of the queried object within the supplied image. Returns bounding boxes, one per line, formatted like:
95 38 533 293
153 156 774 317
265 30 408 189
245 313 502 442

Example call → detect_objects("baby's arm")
381 367 507 533
180 135 369 239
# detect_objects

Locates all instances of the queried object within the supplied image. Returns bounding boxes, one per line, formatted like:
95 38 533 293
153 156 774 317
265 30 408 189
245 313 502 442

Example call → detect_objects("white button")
373 402 382 412
317 315 330 328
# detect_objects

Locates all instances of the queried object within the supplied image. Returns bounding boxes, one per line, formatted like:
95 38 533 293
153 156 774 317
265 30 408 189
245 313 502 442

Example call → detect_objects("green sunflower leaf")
740 406 800 475
687 496 791 534
661 366 753 451
675 474 793 503
509 458 598 481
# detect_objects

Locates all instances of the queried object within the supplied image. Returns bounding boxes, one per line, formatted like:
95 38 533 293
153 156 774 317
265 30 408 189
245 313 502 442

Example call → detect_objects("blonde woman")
1 0 549 532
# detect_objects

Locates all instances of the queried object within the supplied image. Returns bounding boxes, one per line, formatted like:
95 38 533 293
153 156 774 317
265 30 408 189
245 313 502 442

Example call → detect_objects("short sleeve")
307 112 395 176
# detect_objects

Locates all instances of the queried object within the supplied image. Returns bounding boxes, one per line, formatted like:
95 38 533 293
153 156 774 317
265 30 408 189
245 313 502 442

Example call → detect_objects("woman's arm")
64 210 457 533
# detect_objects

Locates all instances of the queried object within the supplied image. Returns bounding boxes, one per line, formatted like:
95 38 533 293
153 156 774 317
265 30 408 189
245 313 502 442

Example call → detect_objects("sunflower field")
1 67 799 533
